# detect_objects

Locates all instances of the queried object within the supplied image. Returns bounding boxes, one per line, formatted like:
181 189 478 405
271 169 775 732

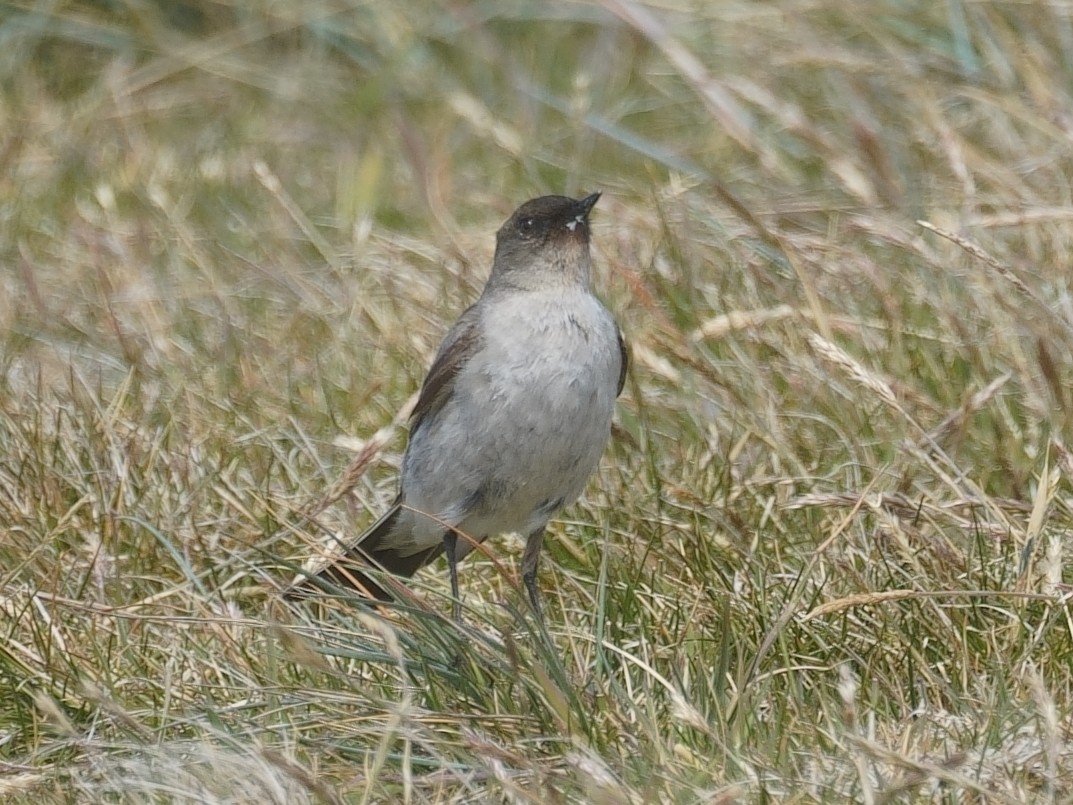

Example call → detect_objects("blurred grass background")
2 0 1073 802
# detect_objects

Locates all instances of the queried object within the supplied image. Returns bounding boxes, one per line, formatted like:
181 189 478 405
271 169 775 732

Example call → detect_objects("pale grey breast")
400 288 620 552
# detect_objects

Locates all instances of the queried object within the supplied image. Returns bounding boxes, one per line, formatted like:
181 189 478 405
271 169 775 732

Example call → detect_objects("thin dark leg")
521 527 546 622
443 530 462 624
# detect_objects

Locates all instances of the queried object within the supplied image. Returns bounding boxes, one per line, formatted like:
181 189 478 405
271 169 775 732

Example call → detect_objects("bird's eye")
518 217 538 235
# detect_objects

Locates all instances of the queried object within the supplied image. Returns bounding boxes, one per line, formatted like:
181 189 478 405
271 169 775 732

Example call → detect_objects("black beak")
575 192 601 218
564 192 600 233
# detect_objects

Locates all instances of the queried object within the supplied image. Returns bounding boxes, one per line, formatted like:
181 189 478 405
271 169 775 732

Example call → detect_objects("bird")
294 193 627 622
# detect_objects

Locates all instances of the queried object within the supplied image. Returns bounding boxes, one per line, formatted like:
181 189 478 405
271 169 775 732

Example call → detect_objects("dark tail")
287 502 444 602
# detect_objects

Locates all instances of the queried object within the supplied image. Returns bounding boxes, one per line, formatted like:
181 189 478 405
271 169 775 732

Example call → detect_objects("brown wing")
616 326 629 397
410 305 484 432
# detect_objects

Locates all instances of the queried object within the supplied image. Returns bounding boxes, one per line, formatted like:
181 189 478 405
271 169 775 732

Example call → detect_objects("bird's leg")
443 529 462 624
521 526 546 623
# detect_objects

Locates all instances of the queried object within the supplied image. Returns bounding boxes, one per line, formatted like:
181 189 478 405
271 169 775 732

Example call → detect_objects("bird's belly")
401 303 620 546
452 352 614 520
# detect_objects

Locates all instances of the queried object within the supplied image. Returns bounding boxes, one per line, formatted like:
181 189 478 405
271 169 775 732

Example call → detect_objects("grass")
2 0 1072 801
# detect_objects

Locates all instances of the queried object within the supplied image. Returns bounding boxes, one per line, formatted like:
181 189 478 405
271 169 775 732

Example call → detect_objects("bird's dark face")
486 194 601 292
495 193 600 255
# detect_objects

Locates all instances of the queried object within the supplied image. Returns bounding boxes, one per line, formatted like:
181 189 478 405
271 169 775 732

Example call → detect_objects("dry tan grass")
2 0 1073 802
